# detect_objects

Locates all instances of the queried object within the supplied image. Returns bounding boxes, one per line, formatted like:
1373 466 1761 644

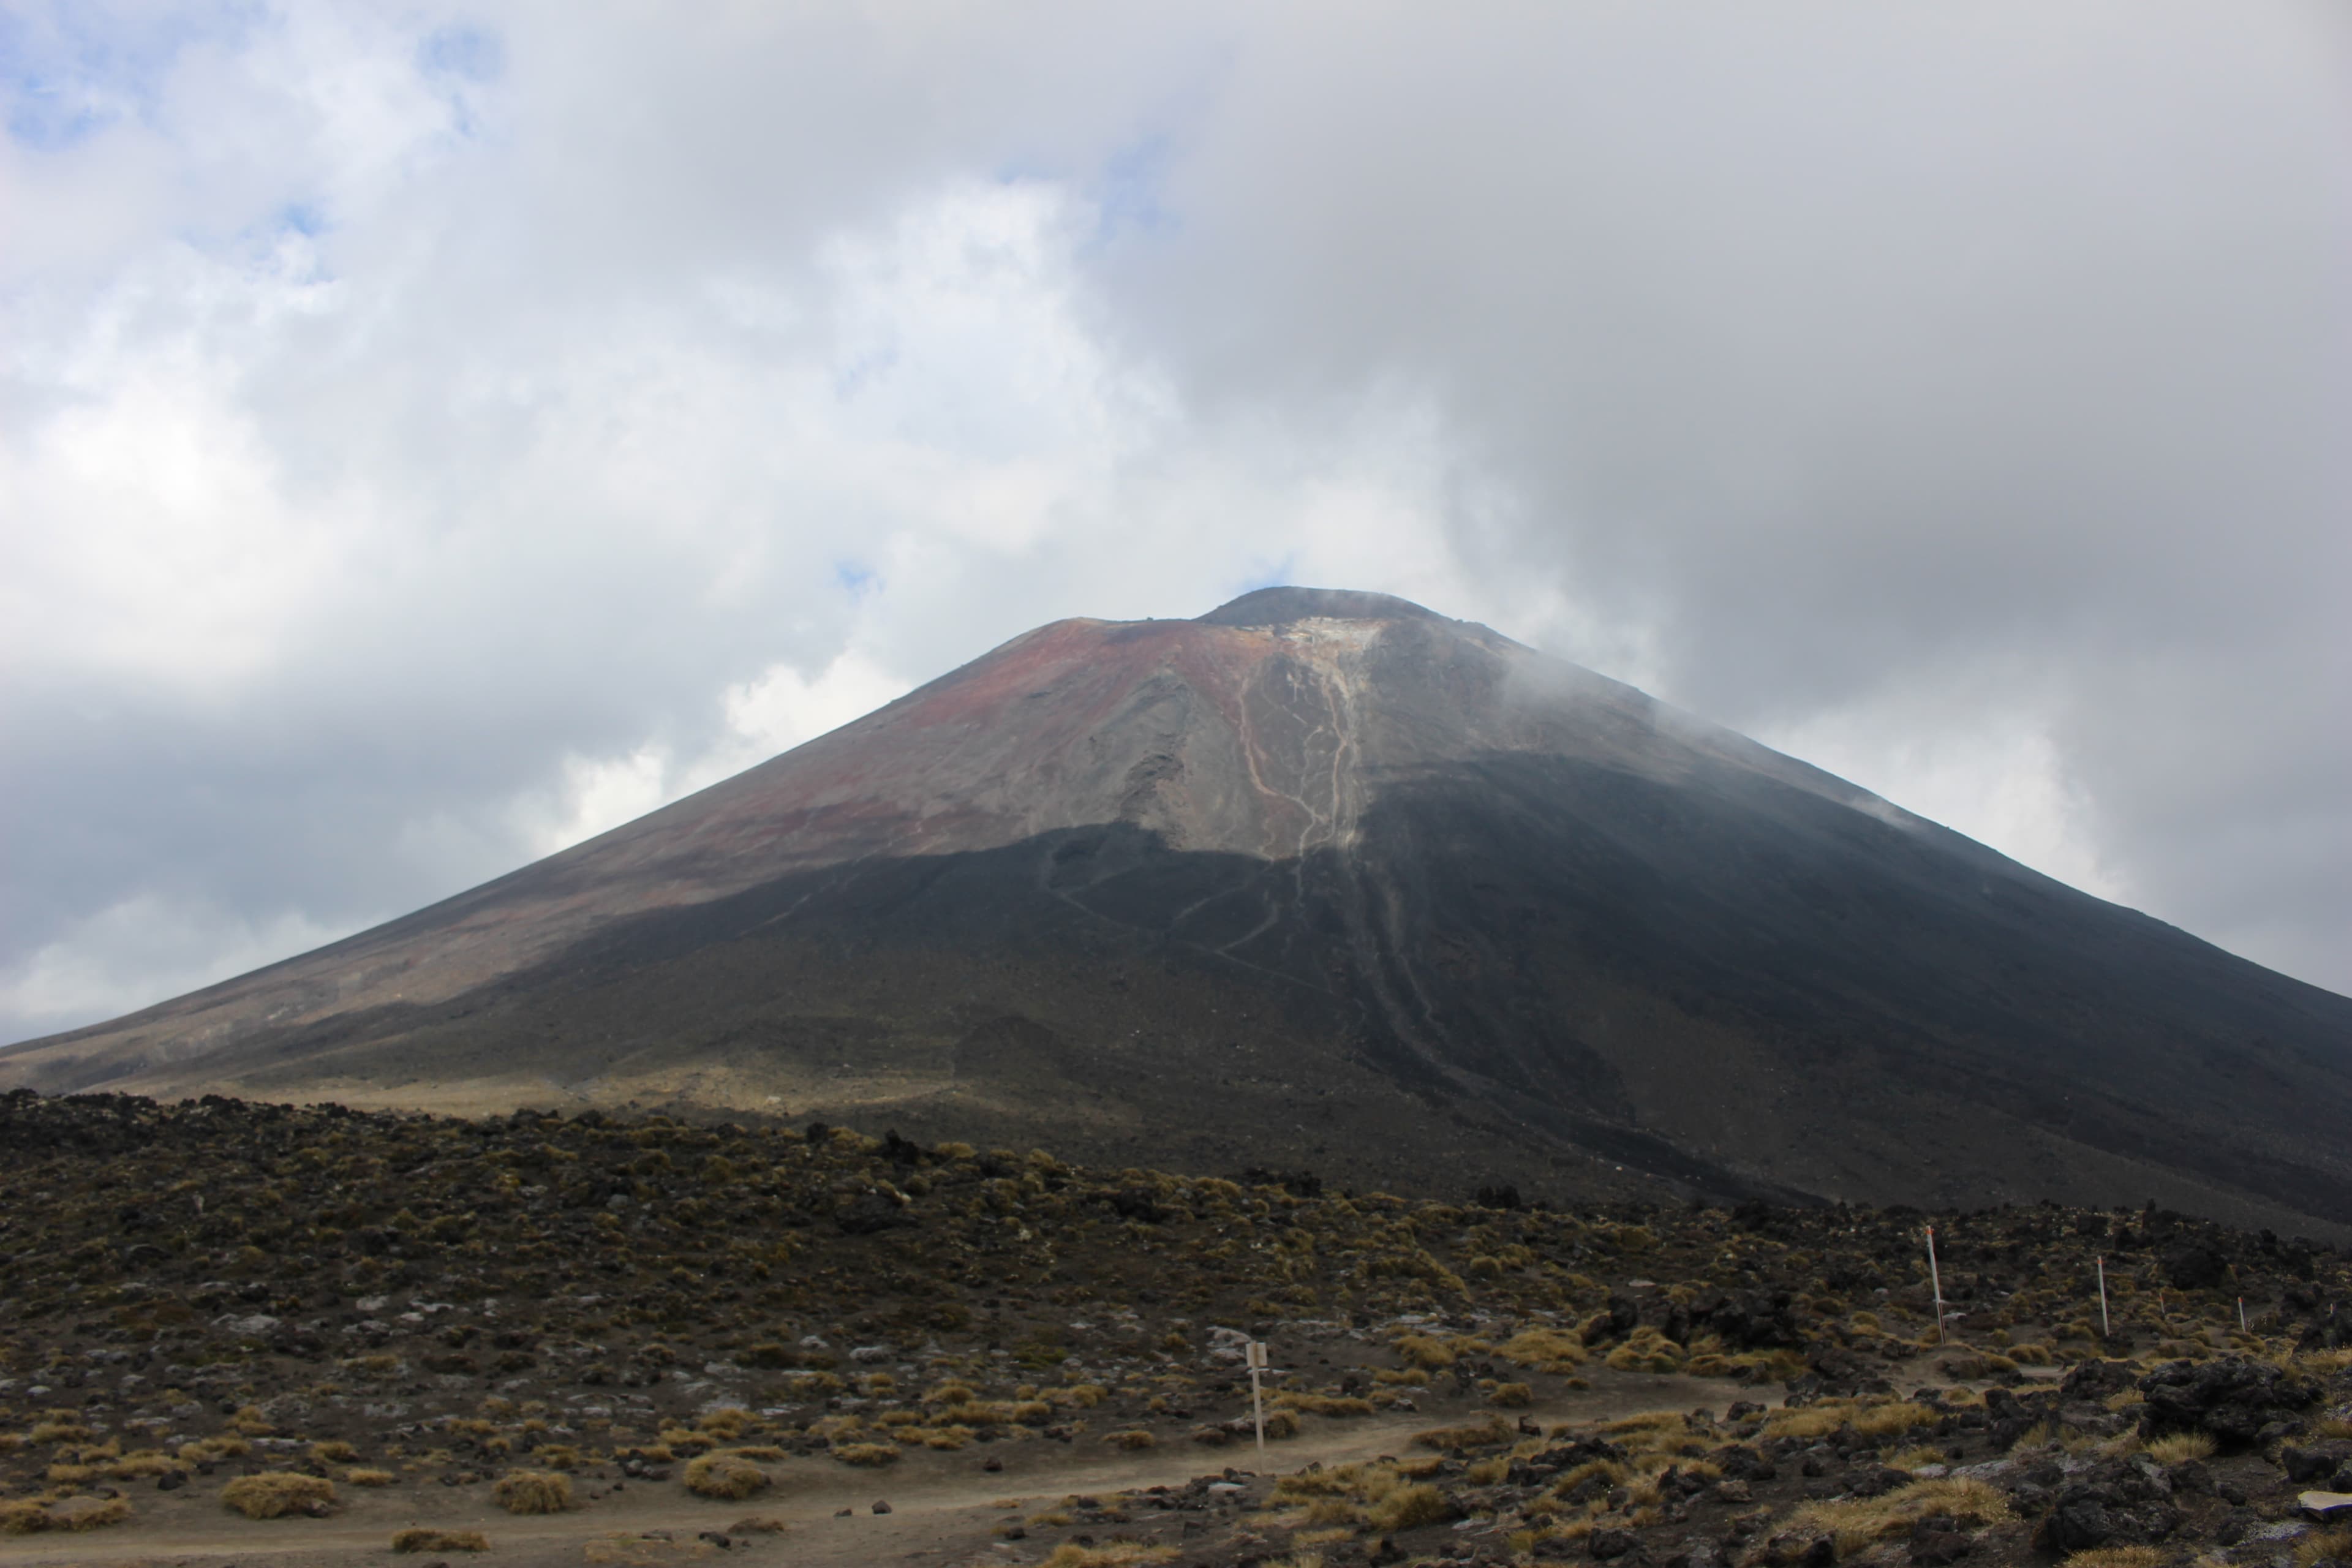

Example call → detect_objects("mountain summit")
9 589 2351 1230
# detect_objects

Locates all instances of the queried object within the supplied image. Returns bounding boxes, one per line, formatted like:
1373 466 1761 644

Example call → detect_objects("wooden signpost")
1246 1341 1270 1453
1924 1226 1947 1344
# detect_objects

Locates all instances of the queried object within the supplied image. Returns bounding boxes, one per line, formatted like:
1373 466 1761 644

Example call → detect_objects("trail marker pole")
2096 1257 2109 1338
1246 1340 1268 1454
2239 1298 2248 1334
1925 1226 1947 1345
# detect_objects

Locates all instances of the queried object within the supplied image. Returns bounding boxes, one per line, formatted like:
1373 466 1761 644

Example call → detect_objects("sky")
4 1 2348 1044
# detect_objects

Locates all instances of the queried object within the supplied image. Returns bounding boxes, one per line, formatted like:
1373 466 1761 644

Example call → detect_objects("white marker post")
2096 1257 2109 1338
2239 1298 2248 1334
1925 1226 1947 1345
1245 1341 1270 1454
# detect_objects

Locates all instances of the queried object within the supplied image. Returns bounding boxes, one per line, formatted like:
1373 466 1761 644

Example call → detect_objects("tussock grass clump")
1039 1543 1181 1567
684 1452 771 1499
311 1439 360 1463
1487 1381 1534 1408
222 1472 337 1519
26 1421 91 1445
1785 1477 2011 1556
1604 1326 1686 1373
1499 1326 1587 1371
1885 1444 1948 1471
832 1442 900 1468
181 1436 251 1462
1415 1417 1512 1453
2144 1431 2216 1464
1762 1396 1941 1446
1393 1333 1458 1369
2060 1550 2163 1568
1 1496 132 1534
699 1406 755 1439
345 1467 398 1486
2296 1529 2352 1568
1553 1456 1632 1493
492 1469 573 1514
393 1527 491 1552
1102 1428 1156 1450
1367 1482 1454 1532
1275 1392 1376 1417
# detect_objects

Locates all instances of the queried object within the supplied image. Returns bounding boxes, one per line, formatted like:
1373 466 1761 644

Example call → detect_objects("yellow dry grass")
1784 1477 2011 1557
1414 1417 1512 1452
1367 1482 1453 1532
2144 1431 2216 1464
491 1469 573 1514
1039 1544 1181 1567
684 1452 770 1499
1102 1429 1157 1450
1 1496 133 1534
1762 1396 1942 1445
345 1467 398 1486
222 1473 337 1520
2060 1549 2164 1568
1604 1326 1686 1373
2295 1529 2352 1568
1499 1327 1588 1371
832 1442 901 1468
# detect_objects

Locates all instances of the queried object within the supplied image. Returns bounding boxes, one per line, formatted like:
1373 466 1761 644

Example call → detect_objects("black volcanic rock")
7 588 2352 1227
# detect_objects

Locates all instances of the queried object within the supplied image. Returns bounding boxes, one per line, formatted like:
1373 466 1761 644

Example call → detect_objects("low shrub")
832 1442 900 1468
684 1452 771 1500
222 1473 337 1519
492 1469 573 1514
1367 1482 1454 1532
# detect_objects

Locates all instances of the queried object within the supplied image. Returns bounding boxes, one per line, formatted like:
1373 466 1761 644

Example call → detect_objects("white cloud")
1755 682 2127 905
2 0 2346 1044
0 892 366 1038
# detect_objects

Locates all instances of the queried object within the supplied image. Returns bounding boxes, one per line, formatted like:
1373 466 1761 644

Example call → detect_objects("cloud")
2 1 2346 1042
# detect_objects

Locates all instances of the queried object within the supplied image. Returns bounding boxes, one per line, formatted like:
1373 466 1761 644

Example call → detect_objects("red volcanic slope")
0 589 1856 1085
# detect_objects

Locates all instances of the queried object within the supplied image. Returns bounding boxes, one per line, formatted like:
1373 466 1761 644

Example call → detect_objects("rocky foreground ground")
4 1090 2352 1567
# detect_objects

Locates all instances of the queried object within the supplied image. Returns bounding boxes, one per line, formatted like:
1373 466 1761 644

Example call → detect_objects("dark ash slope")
6 589 2348 1232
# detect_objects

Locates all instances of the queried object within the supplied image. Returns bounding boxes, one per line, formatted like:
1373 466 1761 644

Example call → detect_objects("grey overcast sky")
4 1 2348 1044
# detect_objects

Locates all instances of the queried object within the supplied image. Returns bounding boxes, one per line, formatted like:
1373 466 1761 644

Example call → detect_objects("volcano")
8 587 2351 1230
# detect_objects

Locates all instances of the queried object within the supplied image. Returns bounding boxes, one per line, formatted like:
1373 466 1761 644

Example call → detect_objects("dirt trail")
0 1375 1752 1568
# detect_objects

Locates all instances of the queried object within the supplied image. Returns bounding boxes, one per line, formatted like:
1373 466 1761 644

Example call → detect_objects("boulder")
2034 1458 2180 1553
2161 1242 2231 1291
2137 1355 2316 1449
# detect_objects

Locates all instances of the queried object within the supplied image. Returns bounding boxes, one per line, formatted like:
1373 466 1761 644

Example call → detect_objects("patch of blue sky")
418 23 503 83
834 562 878 596
417 22 505 144
1 0 265 151
1090 129 1178 242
